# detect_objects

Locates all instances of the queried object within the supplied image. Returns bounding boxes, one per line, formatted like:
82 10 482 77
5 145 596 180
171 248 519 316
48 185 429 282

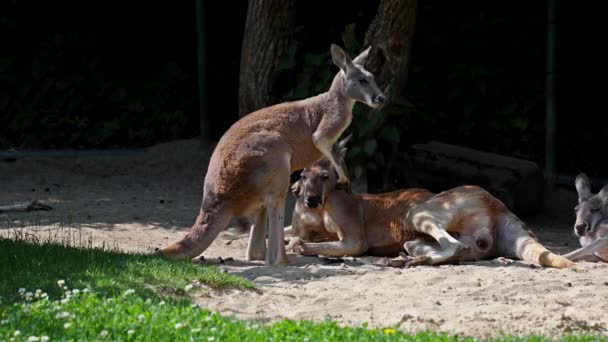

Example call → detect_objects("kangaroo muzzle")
304 196 322 209
372 94 386 106
575 221 589 236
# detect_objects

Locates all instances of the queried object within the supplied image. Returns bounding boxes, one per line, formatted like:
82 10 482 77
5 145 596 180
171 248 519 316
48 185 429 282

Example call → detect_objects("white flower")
127 330 135 335
36 289 42 294
159 301 165 306
137 314 146 322
40 293 48 299
55 311 70 319
64 322 72 329
27 336 40 342
63 286 68 291
174 323 184 330
208 337 215 341
72 289 80 295
57 280 65 287
123 289 135 296
41 336 50 342
145 298 152 304
14 330 21 337
99 330 109 338
106 298 114 302
1 319 9 325
204 315 212 322
18 288 26 294
210 327 216 332
82 288 90 293
191 328 201 333
60 298 69 304
184 284 193 291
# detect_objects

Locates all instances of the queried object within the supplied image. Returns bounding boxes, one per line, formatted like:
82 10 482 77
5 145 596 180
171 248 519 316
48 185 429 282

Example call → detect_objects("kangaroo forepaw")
287 237 305 254
403 255 431 267
388 254 430 268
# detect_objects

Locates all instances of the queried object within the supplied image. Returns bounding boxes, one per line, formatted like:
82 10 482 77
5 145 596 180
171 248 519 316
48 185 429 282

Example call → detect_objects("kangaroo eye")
591 208 600 212
358 79 368 85
320 171 329 180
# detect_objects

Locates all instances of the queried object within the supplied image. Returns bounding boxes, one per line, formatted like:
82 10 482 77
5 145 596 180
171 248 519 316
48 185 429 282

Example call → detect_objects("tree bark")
363 0 417 108
361 0 418 192
238 0 296 117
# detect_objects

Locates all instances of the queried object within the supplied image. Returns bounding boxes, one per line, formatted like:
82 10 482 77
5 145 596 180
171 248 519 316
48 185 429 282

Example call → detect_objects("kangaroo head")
574 173 608 239
295 136 351 208
330 44 386 108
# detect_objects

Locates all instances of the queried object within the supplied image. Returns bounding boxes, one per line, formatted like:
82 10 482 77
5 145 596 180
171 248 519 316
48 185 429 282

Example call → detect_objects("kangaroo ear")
330 44 354 73
599 184 608 204
291 180 302 196
337 134 351 159
575 173 592 203
337 134 352 149
352 46 371 66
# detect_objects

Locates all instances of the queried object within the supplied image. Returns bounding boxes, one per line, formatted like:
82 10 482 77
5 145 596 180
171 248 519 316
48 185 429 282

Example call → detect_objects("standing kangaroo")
287 143 573 268
562 173 608 262
159 44 385 265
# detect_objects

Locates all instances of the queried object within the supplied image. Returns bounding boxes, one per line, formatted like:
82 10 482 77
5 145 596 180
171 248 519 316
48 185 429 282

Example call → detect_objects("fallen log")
0 200 53 213
409 141 544 217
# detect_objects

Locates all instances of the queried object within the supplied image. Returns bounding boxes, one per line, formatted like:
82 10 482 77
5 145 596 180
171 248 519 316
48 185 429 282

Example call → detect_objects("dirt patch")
1 138 606 338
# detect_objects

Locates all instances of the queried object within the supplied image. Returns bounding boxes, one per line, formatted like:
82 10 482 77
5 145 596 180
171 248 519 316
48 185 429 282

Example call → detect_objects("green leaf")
278 43 298 70
379 125 400 143
348 146 361 158
354 165 363 179
363 139 377 156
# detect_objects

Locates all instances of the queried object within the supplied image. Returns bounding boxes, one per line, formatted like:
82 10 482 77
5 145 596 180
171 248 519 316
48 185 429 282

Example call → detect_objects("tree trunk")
238 0 296 117
363 0 417 105
360 0 418 192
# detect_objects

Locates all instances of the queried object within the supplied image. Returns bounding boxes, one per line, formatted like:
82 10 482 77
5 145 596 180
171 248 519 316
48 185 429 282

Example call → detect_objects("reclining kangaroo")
159 44 385 265
562 173 608 262
287 141 573 268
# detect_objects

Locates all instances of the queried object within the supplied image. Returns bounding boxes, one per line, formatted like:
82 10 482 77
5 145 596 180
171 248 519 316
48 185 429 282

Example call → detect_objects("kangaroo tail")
160 206 231 260
517 237 573 269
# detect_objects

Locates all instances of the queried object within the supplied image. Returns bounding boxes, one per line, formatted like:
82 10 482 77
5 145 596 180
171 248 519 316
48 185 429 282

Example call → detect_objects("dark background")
1 1 605 183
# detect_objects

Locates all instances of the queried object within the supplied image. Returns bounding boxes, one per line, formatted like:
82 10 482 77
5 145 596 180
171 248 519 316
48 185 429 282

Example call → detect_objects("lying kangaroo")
562 173 608 262
159 44 385 265
287 145 573 268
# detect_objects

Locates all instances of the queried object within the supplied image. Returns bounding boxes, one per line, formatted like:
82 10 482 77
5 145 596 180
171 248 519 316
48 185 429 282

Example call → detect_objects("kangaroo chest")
323 213 341 235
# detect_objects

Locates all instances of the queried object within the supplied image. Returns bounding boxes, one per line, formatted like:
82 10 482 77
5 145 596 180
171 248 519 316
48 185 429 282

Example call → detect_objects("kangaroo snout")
373 94 386 106
575 221 589 235
304 196 322 208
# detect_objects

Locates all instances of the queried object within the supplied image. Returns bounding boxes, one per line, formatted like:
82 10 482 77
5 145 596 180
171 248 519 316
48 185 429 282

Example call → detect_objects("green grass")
0 238 606 341
0 238 256 304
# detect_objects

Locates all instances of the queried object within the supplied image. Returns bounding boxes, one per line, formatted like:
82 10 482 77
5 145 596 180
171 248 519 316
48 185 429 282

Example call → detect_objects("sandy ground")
1 139 607 339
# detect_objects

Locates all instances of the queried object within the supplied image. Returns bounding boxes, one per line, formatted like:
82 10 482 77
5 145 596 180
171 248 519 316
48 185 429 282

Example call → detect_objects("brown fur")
159 45 385 265
289 160 573 269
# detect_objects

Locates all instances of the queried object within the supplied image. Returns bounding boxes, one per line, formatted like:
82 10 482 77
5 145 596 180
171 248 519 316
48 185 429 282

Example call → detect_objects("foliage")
0 32 197 149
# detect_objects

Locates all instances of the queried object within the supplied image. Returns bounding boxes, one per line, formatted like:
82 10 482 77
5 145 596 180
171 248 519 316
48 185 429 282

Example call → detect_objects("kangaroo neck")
320 72 355 115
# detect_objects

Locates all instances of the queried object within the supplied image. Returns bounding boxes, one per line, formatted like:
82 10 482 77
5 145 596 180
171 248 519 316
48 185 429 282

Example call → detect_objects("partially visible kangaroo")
562 173 608 262
287 144 573 268
159 44 385 265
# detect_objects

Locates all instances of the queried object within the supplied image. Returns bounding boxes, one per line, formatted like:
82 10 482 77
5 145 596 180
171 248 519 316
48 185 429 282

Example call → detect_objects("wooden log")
408 141 544 217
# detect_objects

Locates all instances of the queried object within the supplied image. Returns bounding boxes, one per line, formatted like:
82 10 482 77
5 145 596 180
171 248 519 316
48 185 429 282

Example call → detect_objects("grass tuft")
0 238 256 305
